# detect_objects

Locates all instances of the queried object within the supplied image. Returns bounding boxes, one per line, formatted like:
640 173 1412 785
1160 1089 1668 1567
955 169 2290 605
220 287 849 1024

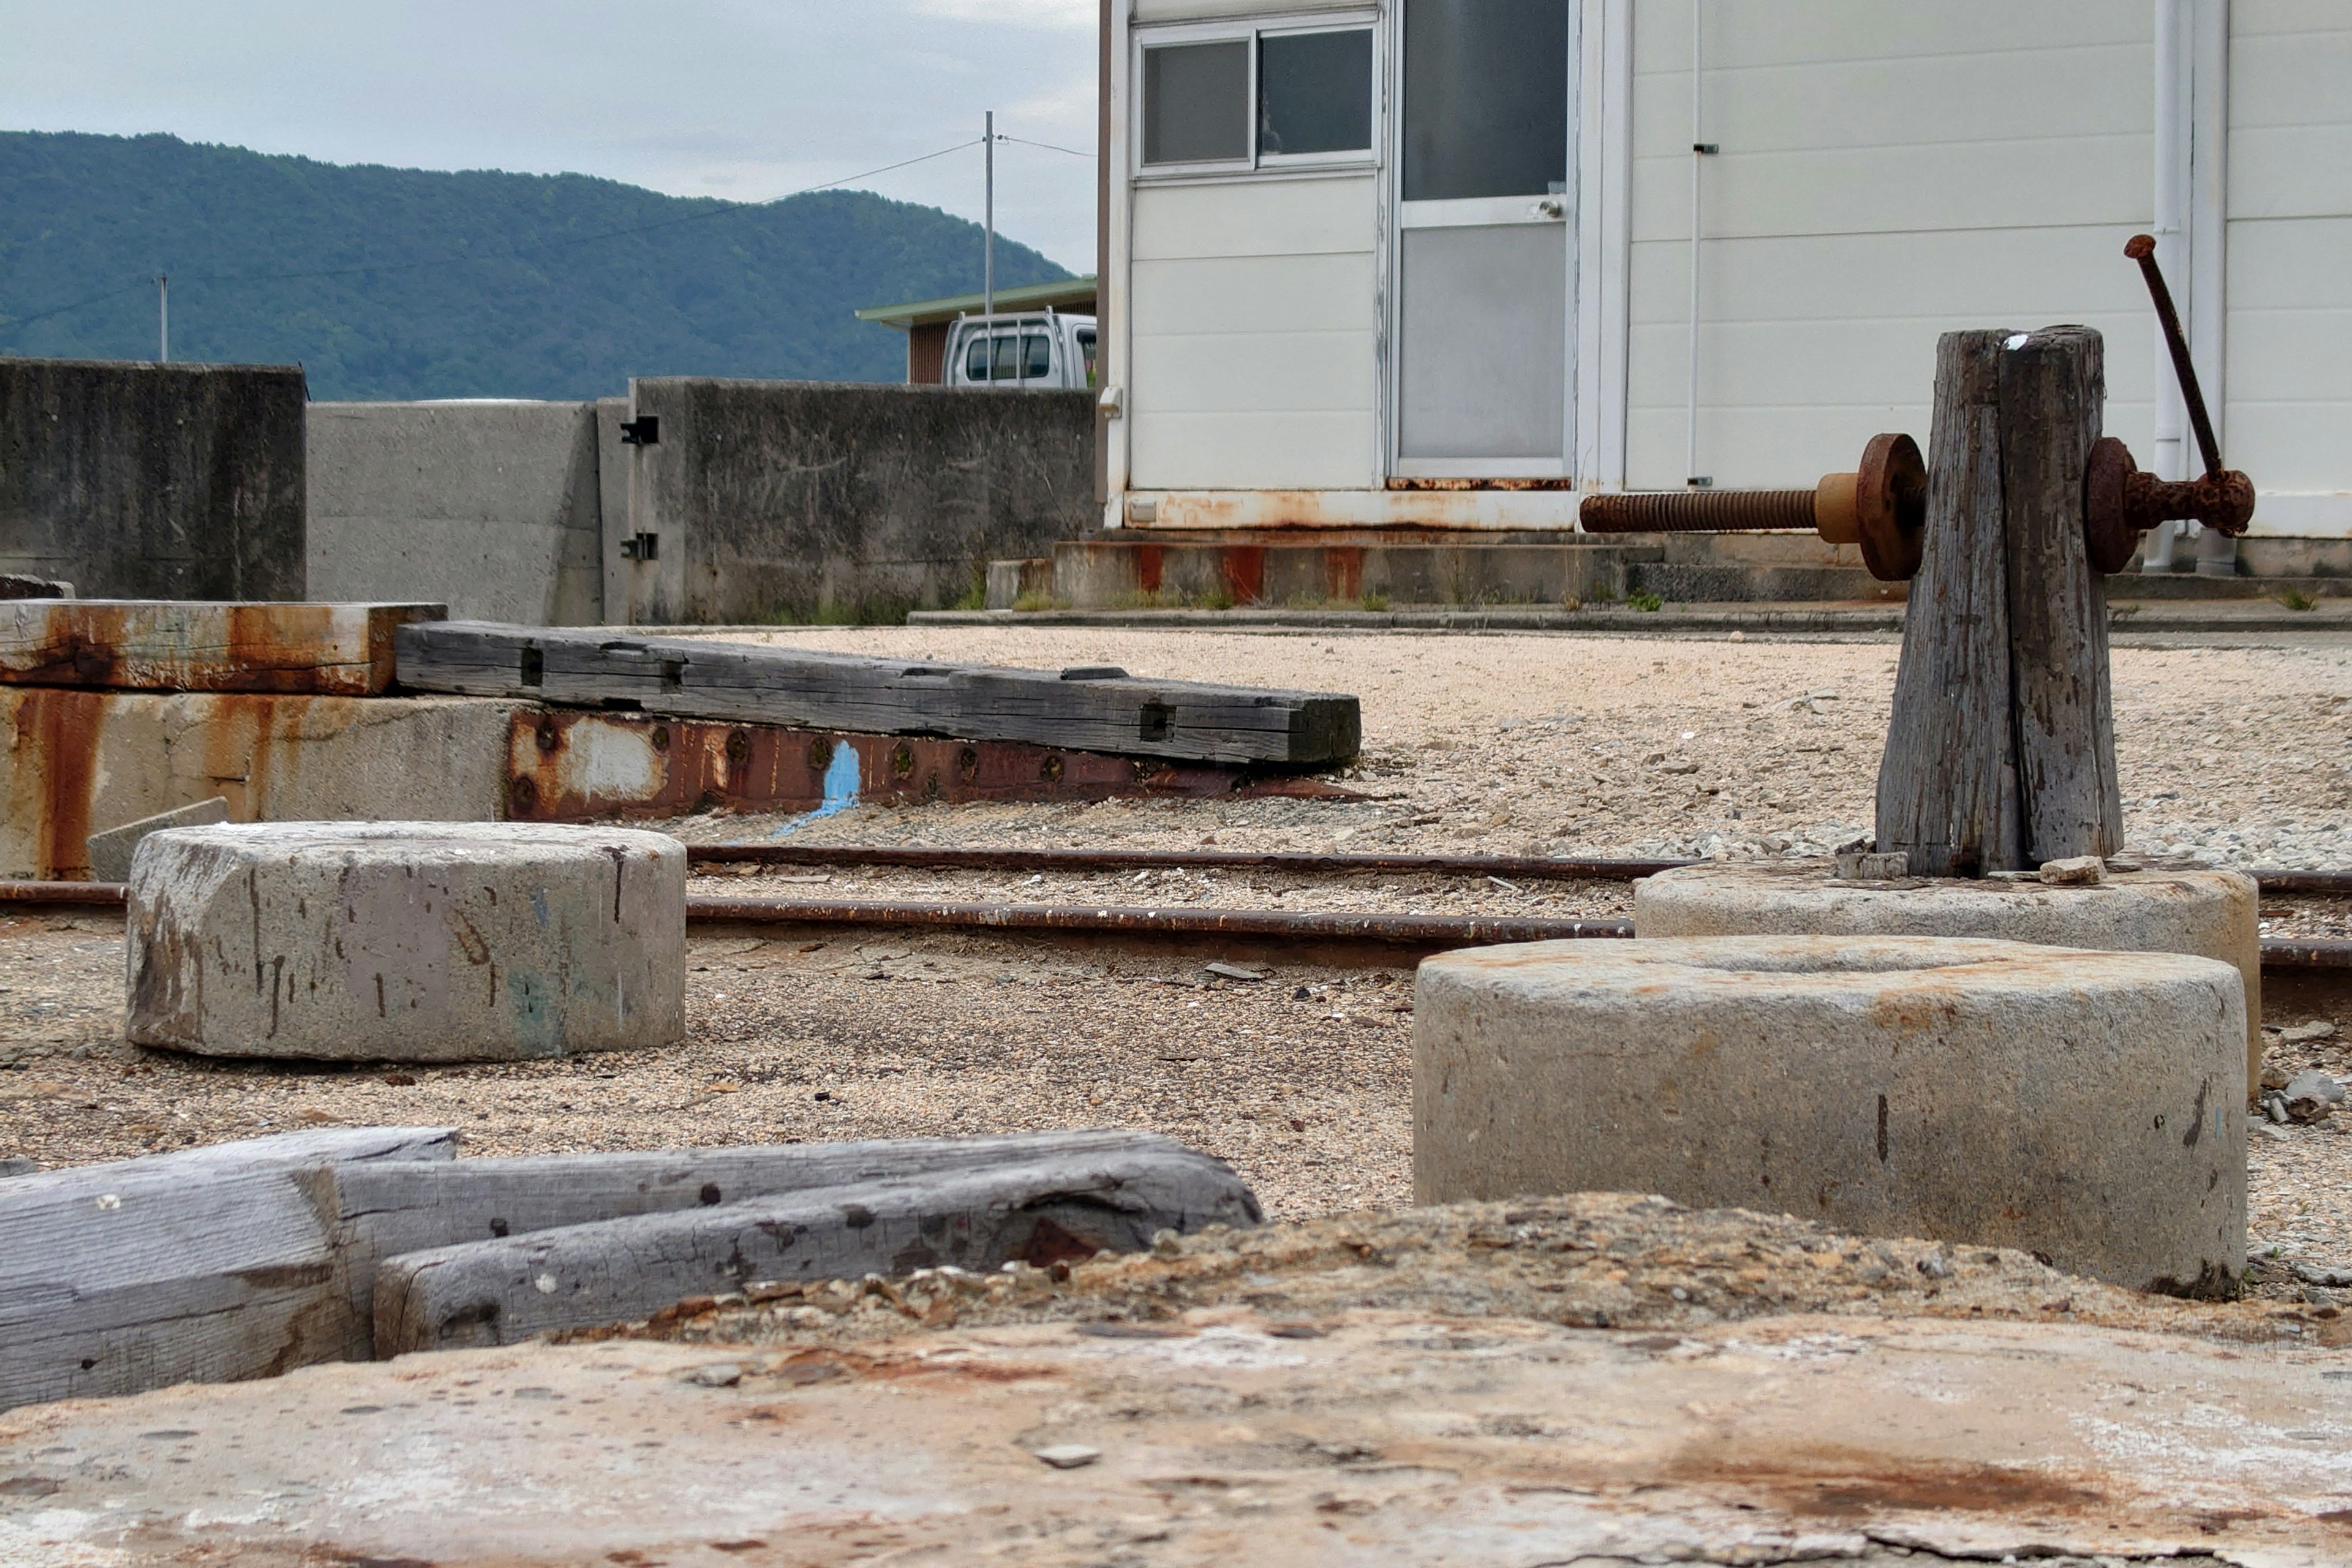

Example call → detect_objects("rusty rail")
683 845 1695 881
682 895 1636 948
2257 938 2352 971
0 880 130 905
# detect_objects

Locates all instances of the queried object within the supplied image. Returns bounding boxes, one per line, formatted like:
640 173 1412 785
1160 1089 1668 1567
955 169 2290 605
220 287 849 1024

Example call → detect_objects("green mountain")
0 130 1072 400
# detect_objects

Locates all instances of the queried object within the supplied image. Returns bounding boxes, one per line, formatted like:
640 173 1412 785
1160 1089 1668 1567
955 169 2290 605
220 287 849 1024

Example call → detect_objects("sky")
0 0 1102 271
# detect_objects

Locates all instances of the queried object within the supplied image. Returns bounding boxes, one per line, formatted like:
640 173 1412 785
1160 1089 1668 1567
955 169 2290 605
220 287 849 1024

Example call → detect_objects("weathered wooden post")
1875 325 2120 875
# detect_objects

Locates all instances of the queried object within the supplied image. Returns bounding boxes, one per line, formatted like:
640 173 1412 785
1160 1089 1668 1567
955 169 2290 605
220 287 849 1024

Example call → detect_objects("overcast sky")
0 0 1101 270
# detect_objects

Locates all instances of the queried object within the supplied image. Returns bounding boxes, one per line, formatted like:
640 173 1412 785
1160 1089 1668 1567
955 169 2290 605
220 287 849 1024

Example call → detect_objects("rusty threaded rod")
1579 488 1819 534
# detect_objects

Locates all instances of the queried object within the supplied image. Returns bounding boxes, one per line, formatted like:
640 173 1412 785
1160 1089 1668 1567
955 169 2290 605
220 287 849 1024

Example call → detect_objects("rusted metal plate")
0 601 443 695
503 710 1359 821
1126 488 1582 530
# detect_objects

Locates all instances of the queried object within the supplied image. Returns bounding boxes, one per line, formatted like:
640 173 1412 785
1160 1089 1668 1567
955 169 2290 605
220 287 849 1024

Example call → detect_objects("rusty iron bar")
682 845 1695 881
0 879 2343 970
1578 488 1817 535
2125 233 2224 479
682 895 1636 948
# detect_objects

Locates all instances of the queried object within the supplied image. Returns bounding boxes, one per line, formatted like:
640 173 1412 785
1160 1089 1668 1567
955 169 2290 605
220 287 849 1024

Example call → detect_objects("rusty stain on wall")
505 711 1358 822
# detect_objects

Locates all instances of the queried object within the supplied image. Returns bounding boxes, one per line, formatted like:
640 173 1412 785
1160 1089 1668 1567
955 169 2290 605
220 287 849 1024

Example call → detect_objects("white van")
943 311 1098 390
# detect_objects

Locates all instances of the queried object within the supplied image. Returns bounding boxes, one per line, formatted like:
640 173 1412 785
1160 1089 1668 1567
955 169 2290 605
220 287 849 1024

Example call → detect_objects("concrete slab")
1636 859 2266 1098
4 1256 2345 1564
126 822 686 1061
0 689 524 879
1414 935 2247 1292
82 797 228 885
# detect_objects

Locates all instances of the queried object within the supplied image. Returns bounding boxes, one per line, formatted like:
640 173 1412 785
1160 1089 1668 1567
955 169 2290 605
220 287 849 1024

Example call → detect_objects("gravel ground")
669 628 2352 873
4 627 2346 1295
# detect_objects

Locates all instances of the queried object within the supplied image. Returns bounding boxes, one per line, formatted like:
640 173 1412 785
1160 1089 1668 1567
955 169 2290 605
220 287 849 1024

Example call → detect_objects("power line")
1 135 986 332
997 134 1095 159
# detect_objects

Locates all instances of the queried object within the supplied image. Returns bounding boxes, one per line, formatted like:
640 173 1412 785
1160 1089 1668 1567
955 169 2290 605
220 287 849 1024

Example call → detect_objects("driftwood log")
1877 327 2121 873
396 620 1361 767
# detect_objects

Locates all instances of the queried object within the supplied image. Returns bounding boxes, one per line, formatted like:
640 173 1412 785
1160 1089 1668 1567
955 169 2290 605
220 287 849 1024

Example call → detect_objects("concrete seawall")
307 399 604 625
617 379 1095 625
0 358 306 600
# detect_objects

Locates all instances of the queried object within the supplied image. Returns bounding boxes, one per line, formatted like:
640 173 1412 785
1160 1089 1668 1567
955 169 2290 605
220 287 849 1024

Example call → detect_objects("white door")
1393 0 1574 478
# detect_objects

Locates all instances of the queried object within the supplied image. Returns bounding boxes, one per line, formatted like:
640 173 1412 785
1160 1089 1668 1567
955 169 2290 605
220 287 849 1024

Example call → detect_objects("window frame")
1133 12 1381 183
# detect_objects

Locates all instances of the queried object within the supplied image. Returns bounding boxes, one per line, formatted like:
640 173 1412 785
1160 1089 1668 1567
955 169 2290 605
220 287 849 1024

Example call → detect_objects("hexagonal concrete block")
1415 935 2246 1294
1634 860 2263 1099
126 823 685 1062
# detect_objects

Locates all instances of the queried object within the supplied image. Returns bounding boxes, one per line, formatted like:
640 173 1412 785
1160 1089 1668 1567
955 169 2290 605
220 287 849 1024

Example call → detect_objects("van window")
990 334 1022 380
1077 328 1098 388
963 334 991 382
1023 334 1052 379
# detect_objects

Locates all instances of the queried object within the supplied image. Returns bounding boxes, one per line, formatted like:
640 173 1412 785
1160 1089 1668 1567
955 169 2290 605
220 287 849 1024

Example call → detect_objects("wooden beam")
0 1128 457 1412
1999 327 2122 864
0 601 444 695
396 621 1360 767
1876 331 2022 875
372 1140 1264 1354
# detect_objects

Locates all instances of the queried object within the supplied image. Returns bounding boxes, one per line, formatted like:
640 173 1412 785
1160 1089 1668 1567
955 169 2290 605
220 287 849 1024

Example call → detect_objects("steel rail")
6 882 2346 971
683 846 1698 880
682 896 1635 947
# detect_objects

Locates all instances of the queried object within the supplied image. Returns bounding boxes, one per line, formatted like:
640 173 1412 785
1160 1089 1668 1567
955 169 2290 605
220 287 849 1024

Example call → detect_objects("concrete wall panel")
627 380 1095 625
0 359 306 600
306 401 603 625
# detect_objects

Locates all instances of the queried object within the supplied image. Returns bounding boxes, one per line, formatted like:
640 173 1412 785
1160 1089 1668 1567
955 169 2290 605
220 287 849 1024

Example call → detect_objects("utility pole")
983 110 995 318
156 274 169 363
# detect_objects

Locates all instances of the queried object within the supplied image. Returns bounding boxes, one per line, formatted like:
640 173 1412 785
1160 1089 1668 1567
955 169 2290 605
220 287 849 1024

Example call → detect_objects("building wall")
2223 0 2352 531
0 359 306 598
306 400 604 625
908 323 950 385
1128 173 1381 491
1624 0 2158 490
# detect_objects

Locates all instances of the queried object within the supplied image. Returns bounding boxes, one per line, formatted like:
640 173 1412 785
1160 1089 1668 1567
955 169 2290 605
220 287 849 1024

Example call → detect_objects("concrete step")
1032 532 2342 610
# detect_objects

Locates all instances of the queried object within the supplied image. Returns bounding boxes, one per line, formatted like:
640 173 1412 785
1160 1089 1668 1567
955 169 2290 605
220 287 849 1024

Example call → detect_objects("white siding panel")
1132 413 1376 491
1131 330 1374 415
1624 0 2155 489
1126 176 1379 491
2225 4 2352 511
1131 176 1376 262
1129 252 1376 336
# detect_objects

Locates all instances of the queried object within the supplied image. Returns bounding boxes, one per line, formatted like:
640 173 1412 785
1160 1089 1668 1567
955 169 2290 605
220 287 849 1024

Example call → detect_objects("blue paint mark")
766 744 861 840
529 888 549 927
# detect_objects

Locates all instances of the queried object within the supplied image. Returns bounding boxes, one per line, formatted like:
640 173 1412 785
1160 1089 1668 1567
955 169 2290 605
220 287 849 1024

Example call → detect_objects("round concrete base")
126 822 686 1062
1634 861 2263 1098
1414 935 2246 1292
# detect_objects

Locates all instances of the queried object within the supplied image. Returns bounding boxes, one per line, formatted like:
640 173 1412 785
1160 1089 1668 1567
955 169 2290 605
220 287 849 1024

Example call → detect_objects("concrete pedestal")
1634 861 2263 1098
126 823 685 1061
1414 935 2246 1292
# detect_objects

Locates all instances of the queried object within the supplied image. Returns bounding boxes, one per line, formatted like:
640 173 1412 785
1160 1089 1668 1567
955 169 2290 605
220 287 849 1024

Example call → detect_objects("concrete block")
307 401 605 625
986 557 1053 609
1414 935 2246 1293
0 1126 457 1411
0 690 526 880
374 1136 1263 1352
85 796 229 883
0 599 442 695
0 358 306 600
1634 861 2264 1101
126 822 686 1061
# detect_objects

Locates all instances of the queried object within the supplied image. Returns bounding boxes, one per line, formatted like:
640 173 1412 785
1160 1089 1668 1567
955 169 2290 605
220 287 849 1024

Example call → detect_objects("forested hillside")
0 130 1069 399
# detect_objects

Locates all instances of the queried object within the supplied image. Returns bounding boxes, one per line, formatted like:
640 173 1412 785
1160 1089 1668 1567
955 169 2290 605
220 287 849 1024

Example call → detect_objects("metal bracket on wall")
619 533 660 562
618 416 660 446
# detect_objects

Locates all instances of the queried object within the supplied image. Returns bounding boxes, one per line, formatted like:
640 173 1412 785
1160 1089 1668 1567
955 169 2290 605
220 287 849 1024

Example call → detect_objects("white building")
1096 0 2349 551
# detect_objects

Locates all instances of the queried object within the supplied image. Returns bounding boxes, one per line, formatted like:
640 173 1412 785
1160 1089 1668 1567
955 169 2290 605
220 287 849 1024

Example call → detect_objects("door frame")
1380 0 1588 483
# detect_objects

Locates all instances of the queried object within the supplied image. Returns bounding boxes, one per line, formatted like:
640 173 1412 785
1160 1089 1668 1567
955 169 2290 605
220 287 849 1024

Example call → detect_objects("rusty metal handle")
2124 234 2223 479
